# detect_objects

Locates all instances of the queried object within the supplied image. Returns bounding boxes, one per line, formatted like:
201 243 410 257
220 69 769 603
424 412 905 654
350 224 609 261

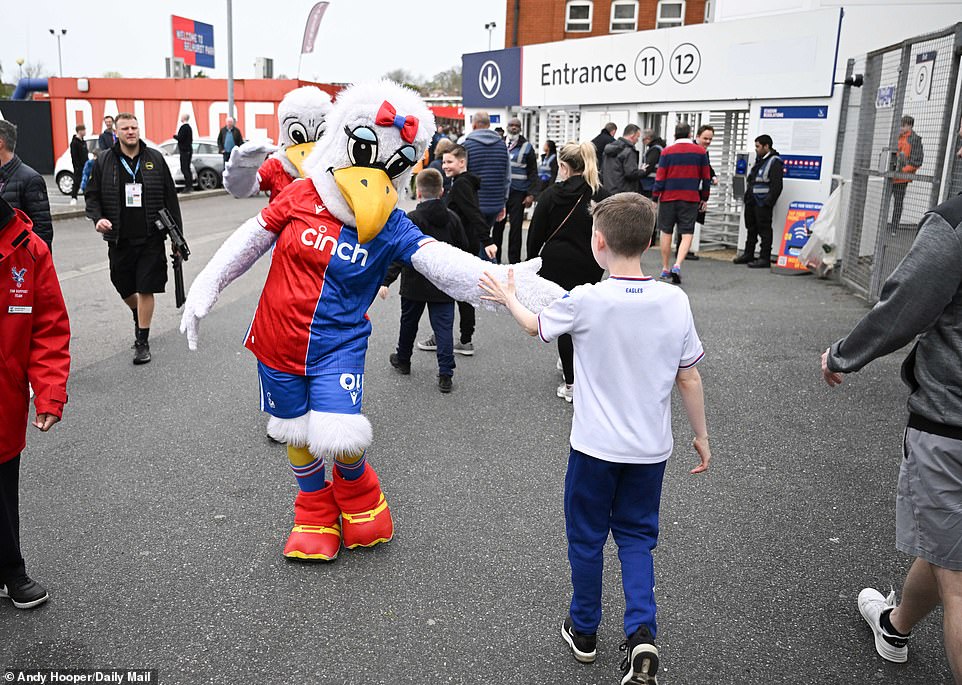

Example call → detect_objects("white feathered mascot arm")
179 217 276 350
223 141 279 198
411 244 564 313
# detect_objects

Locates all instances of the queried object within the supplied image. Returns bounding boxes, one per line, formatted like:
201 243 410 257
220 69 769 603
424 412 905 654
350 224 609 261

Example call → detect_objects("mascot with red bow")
180 81 561 561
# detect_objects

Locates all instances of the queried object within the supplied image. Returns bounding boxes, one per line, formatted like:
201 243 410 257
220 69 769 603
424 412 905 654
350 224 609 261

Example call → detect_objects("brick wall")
505 0 707 47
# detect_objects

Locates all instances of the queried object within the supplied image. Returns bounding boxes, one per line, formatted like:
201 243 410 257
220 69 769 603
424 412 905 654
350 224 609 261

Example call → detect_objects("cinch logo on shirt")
300 227 369 267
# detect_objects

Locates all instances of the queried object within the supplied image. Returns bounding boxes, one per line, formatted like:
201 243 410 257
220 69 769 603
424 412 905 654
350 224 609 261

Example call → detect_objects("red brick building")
504 0 708 47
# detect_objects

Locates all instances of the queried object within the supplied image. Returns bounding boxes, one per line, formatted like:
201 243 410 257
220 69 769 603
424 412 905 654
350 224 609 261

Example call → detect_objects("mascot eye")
315 123 325 141
384 145 418 179
345 126 378 167
288 122 308 145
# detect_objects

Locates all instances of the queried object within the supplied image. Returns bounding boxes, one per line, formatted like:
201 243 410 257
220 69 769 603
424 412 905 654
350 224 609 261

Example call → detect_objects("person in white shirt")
480 192 711 685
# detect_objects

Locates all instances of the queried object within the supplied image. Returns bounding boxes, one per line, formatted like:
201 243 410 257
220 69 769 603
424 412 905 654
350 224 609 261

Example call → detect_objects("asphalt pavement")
0 192 954 684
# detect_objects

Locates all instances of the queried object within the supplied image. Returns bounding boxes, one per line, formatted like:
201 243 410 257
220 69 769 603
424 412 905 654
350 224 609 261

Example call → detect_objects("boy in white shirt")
480 192 711 685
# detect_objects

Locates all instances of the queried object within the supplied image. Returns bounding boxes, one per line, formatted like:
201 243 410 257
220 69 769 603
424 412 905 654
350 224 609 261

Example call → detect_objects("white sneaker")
557 382 573 403
69 198 78 206
416 335 437 351
858 588 909 663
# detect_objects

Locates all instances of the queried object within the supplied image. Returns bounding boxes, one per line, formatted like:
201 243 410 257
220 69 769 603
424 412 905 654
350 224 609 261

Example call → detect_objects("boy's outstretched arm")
479 269 539 336
675 366 711 474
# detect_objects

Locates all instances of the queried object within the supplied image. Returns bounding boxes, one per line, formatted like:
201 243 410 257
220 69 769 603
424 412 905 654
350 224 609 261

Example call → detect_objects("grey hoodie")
828 194 962 433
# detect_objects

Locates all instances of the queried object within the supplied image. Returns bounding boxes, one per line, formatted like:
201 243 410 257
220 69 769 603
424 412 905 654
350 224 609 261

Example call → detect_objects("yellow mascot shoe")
283 484 341 561
333 467 394 549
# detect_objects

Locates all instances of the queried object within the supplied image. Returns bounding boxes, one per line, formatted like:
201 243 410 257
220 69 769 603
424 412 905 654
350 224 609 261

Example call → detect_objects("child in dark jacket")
379 169 470 394
420 144 497 356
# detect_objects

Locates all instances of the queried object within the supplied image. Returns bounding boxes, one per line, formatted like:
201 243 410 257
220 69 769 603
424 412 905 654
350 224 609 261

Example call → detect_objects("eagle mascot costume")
181 80 562 561
222 85 333 202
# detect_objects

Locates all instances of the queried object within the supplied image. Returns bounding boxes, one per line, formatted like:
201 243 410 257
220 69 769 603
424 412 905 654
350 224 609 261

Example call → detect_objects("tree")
193 70 208 78
23 62 50 78
382 68 426 94
426 66 461 96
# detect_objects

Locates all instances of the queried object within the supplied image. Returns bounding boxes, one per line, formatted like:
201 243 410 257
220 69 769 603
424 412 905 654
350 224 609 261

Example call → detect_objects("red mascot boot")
283 483 341 561
332 466 394 549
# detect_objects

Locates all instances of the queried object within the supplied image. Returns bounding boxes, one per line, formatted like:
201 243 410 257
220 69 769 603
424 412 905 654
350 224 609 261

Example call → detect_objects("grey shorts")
896 427 962 570
657 200 699 235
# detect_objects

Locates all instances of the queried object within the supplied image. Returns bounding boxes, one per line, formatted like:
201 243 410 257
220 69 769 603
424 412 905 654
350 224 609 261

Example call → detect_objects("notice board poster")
776 201 822 271
759 106 828 180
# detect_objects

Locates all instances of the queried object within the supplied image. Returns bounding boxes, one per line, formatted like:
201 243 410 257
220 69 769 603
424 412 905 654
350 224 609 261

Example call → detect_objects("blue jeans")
564 447 666 638
397 297 455 376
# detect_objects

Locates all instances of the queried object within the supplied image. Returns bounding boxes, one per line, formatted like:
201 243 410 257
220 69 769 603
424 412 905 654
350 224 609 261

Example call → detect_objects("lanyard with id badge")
121 157 142 208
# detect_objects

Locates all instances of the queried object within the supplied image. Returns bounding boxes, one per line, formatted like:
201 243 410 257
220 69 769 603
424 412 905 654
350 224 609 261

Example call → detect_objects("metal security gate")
700 110 749 249
545 110 582 146
836 24 962 301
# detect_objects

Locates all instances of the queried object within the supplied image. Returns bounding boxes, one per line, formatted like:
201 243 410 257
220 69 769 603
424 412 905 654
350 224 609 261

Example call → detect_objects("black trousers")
71 165 84 199
180 152 193 189
0 455 26 582
456 301 475 344
743 203 774 260
491 189 527 264
890 183 908 230
558 334 574 385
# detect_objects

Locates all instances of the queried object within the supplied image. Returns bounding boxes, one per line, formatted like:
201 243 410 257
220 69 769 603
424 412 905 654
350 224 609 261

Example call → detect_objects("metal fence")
835 24 962 301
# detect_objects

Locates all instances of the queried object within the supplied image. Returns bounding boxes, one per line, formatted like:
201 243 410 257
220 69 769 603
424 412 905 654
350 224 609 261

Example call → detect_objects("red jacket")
0 209 70 463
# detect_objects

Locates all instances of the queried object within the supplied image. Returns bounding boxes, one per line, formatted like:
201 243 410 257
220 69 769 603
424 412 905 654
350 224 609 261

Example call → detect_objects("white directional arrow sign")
479 60 502 99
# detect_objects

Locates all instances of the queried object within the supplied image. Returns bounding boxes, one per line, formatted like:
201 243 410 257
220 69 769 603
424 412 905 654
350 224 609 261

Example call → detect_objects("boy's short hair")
416 168 444 198
900 115 914 127
445 144 467 162
696 124 714 136
591 193 656 258
76 124 86 133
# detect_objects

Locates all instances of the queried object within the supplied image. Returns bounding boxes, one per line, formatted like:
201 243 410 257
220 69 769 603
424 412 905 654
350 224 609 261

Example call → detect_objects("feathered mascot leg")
269 415 342 561
308 411 394 549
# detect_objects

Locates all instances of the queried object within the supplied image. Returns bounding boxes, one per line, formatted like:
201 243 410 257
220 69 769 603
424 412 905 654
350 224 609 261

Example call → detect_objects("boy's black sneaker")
620 626 659 684
0 576 49 609
389 353 410 375
133 342 151 365
561 616 597 663
438 375 453 393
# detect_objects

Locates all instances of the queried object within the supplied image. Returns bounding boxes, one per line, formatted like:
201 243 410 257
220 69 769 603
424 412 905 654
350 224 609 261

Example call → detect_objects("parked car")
54 136 159 195
159 138 224 191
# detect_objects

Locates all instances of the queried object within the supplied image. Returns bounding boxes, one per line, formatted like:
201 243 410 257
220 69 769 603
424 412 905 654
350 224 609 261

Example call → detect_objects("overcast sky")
2 1 507 84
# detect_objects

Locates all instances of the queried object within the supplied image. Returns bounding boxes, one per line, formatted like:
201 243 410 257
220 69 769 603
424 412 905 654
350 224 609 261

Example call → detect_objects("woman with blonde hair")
526 140 610 402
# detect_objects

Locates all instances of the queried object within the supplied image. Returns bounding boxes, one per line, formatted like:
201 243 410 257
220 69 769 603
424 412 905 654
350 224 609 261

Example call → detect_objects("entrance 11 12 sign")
172 15 215 69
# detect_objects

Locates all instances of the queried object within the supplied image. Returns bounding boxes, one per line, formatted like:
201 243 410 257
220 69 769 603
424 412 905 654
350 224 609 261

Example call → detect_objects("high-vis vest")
509 140 534 192
538 154 556 183
751 154 781 202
